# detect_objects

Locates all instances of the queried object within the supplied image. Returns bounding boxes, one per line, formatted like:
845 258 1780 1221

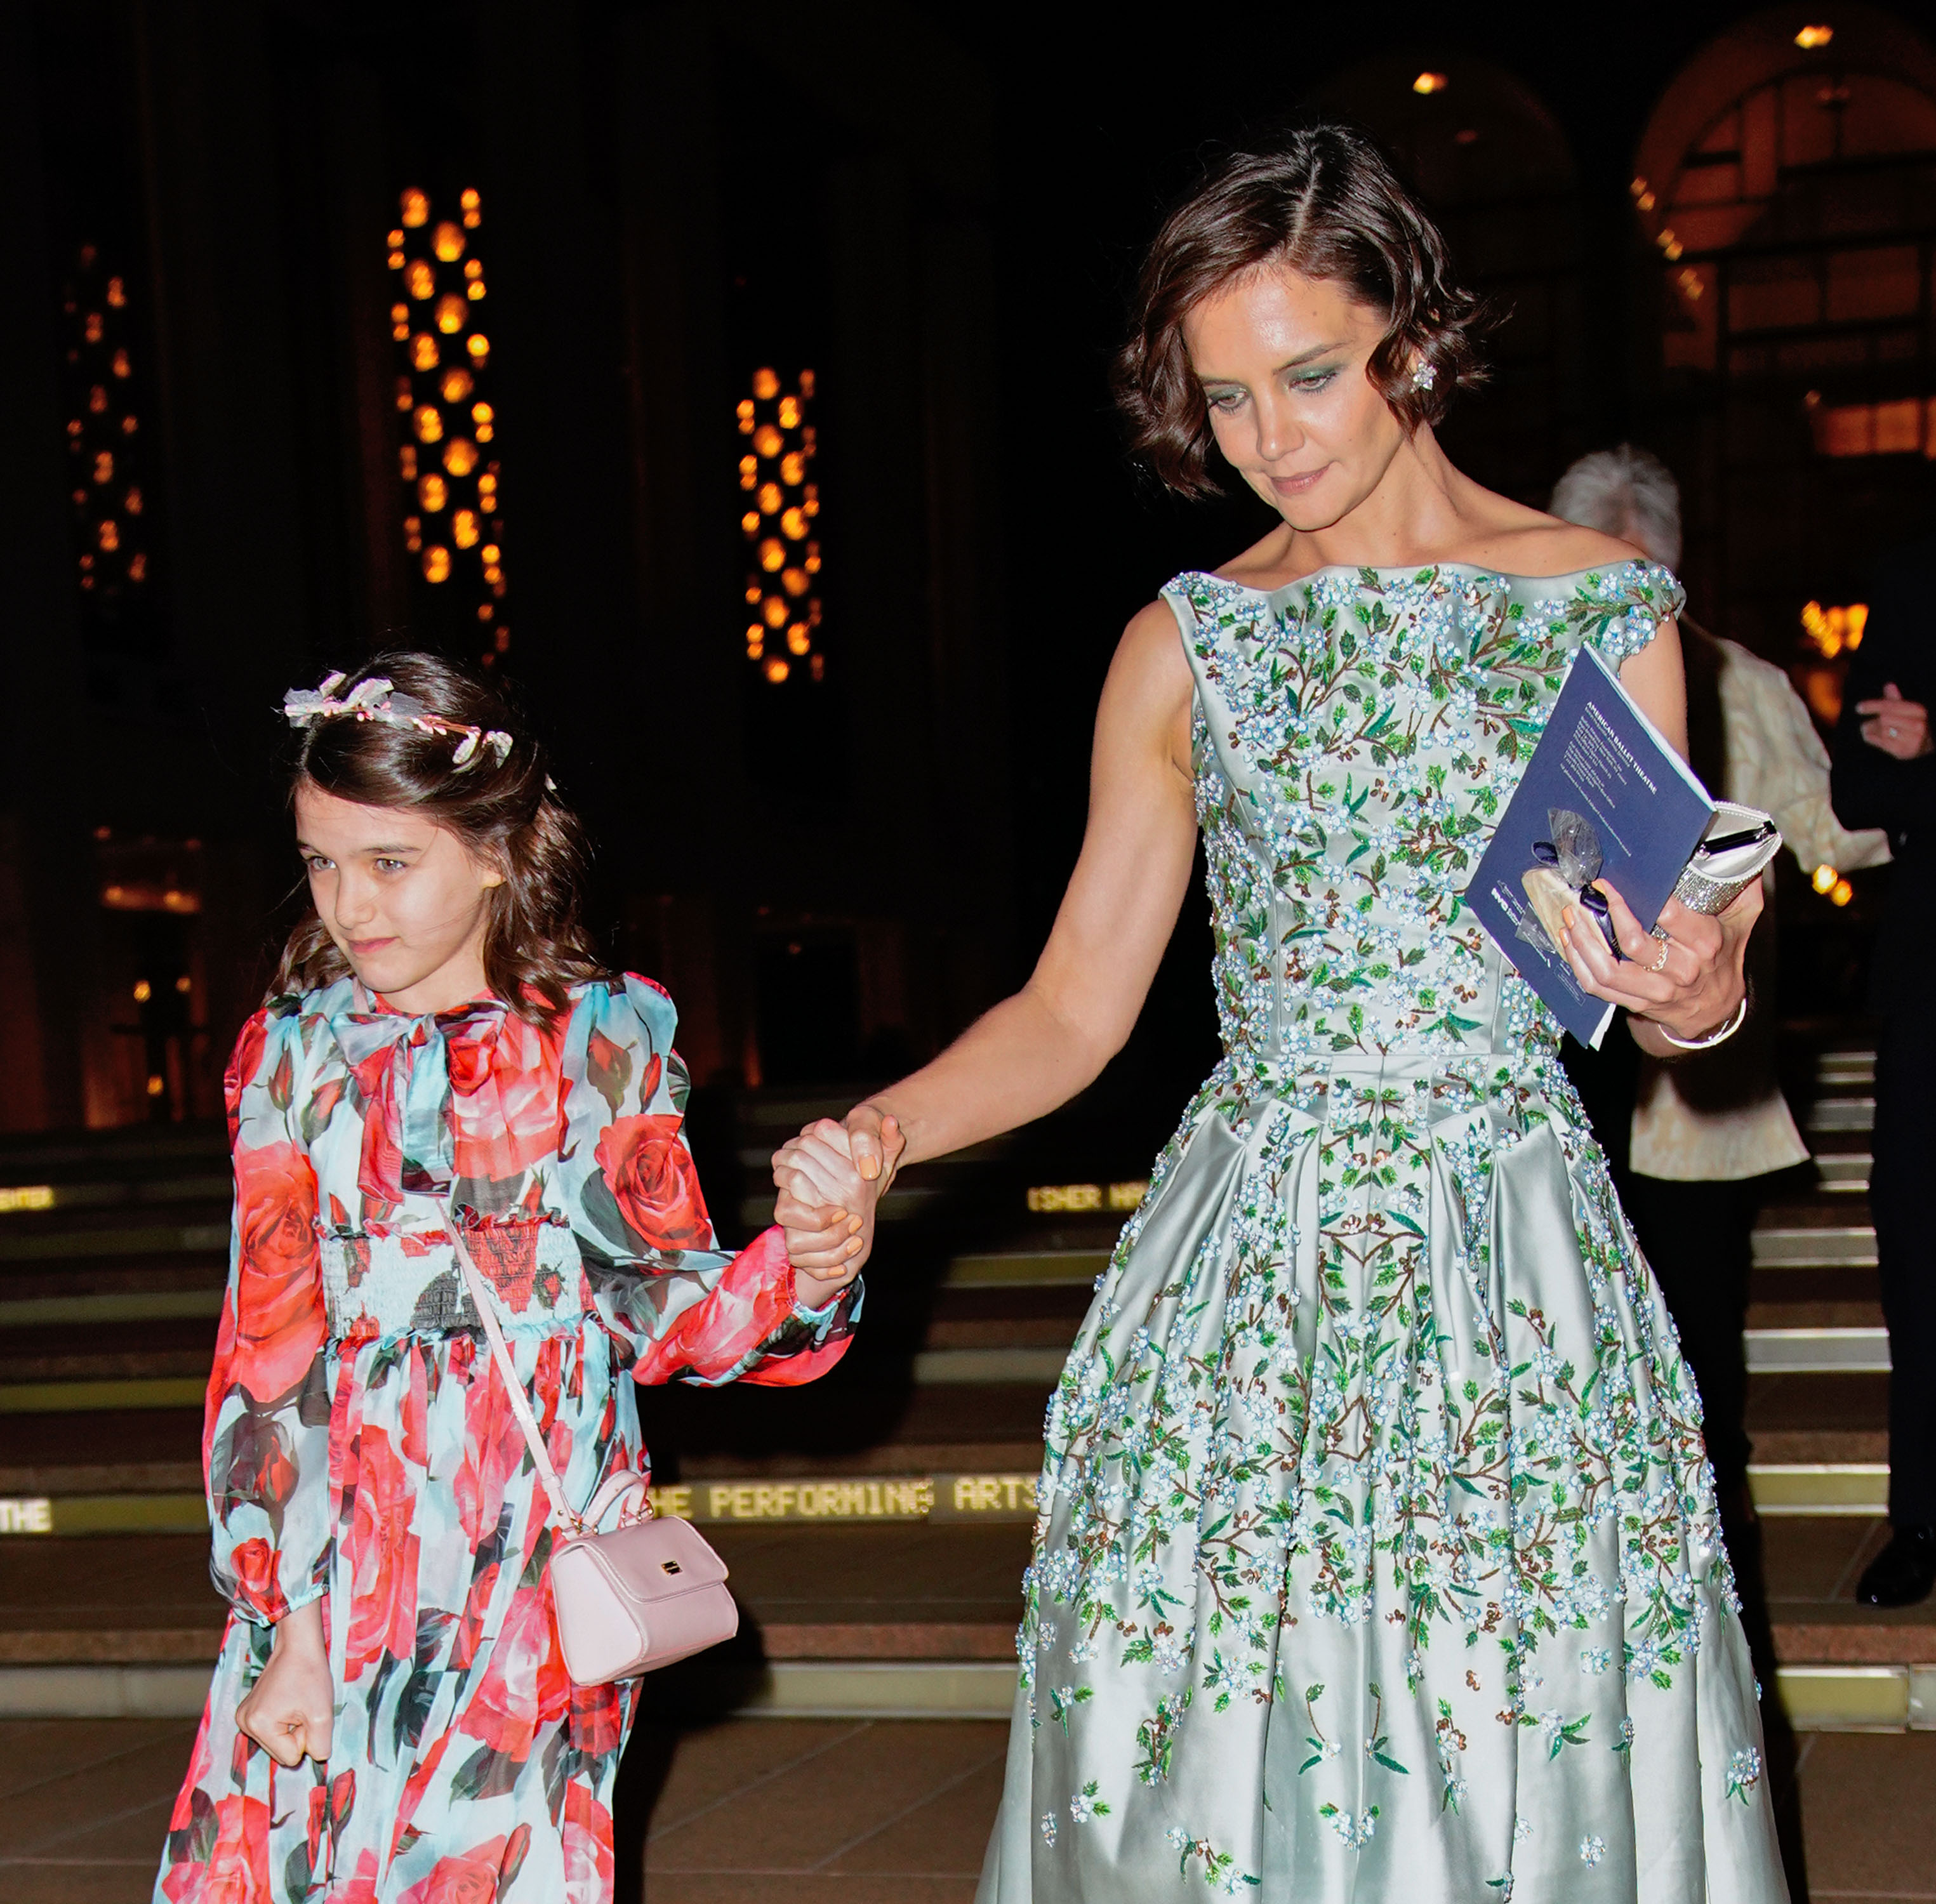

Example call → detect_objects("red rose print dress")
154 974 858 1903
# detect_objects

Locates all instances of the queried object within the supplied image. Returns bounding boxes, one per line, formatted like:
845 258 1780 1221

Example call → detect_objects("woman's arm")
1558 618 1762 1056
775 600 1199 1258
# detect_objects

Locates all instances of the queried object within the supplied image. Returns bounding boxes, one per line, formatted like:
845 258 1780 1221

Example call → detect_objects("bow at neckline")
324 984 534 1207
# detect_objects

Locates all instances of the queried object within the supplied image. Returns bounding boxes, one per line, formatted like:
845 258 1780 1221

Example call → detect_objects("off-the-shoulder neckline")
1173 559 1673 602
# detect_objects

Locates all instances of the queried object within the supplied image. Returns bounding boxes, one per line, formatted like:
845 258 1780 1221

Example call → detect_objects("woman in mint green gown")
775 126 1787 1903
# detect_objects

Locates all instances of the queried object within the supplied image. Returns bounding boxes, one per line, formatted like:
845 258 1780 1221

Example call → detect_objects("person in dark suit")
1829 532 1936 1607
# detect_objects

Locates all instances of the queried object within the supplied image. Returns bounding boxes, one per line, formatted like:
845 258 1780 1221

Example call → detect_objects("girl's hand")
772 1113 902 1293
1560 879 1761 1048
236 1597 333 1768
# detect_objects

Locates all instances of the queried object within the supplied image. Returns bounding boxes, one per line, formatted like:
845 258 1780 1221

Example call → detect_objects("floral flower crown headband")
282 672 513 767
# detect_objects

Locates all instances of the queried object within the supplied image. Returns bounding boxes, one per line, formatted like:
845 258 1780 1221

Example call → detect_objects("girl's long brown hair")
274 652 605 1021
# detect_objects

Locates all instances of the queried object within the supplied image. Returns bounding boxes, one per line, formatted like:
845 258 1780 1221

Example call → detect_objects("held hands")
1856 682 1934 761
235 1597 333 1768
773 1106 907 1295
1559 880 1760 1045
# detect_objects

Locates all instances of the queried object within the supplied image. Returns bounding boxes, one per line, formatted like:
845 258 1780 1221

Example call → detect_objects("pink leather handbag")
449 1219 740 1684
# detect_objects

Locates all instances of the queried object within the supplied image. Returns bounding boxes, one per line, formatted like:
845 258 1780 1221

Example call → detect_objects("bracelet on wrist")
1657 996 1747 1052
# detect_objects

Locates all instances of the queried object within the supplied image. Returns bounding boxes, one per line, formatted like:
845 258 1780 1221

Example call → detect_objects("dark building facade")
0 1 1930 1132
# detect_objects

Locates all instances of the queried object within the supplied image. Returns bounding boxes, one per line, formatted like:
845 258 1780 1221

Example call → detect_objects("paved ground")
1 1713 1932 1903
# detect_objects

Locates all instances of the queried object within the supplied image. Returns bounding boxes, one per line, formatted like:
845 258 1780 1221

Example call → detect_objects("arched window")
1633 6 1936 651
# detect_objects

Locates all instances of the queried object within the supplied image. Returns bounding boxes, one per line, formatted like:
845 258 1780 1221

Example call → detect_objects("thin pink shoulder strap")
447 1217 581 1534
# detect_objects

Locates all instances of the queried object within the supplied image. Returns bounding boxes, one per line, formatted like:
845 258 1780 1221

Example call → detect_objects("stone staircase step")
0 1221 229 1264
0 1377 206 1414
0 1175 230 1214
1744 1326 1890 1373
0 1286 223 1329
1751 1221 1876 1269
1750 1464 1890 1515
1813 1150 1872 1192
944 1250 1110 1289
1805 1097 1875 1133
1813 1050 1876 1088
0 1316 220 1385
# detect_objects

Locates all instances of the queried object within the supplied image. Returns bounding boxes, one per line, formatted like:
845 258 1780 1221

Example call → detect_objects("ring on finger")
1648 934 1671 975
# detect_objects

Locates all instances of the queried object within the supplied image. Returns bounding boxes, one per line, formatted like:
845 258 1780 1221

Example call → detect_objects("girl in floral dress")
154 654 865 1903
778 129 1788 1901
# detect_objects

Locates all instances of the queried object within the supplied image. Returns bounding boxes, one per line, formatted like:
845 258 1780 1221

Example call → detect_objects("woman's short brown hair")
275 651 606 1020
1115 124 1490 499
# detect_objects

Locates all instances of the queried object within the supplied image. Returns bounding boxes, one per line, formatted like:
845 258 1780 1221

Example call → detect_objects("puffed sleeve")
560 974 861 1388
202 1003 333 1625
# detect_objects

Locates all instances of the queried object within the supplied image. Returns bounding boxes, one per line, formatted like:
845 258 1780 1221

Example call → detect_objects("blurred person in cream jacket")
1553 447 1889 1509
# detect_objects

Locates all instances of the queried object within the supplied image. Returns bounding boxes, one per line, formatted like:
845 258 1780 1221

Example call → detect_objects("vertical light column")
388 187 510 665
58 245 151 620
738 367 823 684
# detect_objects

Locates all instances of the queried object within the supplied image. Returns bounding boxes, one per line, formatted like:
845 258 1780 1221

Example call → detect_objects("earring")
1412 359 1438 391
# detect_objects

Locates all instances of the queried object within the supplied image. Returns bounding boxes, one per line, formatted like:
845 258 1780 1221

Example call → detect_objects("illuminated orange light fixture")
390 187 509 666
1795 24 1833 49
1800 599 1867 658
737 365 823 682
1413 71 1448 95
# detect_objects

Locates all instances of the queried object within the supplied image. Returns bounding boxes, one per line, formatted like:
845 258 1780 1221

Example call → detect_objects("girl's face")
294 783 502 1015
1184 265 1411 534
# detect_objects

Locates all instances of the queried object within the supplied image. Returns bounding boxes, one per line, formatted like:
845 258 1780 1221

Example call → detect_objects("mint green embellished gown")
978 565 1786 1904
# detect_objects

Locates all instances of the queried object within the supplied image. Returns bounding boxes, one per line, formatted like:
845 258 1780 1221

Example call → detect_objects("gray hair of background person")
1550 444 1683 572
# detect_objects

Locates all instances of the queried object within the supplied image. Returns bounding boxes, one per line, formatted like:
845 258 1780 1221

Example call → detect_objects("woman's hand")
235 1597 333 1768
772 1109 905 1294
1560 879 1761 1051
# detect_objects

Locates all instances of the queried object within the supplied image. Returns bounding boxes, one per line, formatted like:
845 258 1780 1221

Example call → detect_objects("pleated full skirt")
978 1059 1787 1904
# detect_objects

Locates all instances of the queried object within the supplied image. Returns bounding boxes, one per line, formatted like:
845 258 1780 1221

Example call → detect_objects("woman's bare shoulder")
1095 597 1197 767
1452 503 1649 579
1115 595 1196 685
1210 524 1296 588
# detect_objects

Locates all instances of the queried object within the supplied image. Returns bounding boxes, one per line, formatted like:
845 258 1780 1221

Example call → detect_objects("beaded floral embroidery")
1005 566 1763 1893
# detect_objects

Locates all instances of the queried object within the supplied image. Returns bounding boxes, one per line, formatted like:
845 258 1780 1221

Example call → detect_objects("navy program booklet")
1468 644 1714 1049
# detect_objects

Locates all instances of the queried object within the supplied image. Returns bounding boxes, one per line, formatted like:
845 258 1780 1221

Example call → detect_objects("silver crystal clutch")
1673 801 1782 916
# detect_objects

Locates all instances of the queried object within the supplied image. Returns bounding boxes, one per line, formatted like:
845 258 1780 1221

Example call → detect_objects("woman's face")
1184 265 1410 534
294 783 501 1014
